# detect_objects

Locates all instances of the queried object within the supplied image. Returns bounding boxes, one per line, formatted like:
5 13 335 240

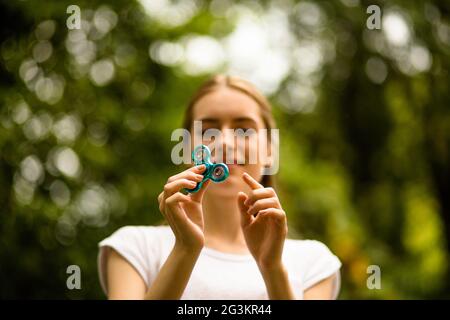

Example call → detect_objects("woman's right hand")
158 164 211 253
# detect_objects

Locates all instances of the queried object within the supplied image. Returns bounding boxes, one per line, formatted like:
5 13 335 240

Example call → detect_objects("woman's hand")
237 172 288 271
158 165 211 253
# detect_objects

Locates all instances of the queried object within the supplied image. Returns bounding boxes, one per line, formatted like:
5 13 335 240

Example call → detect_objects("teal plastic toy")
185 145 229 193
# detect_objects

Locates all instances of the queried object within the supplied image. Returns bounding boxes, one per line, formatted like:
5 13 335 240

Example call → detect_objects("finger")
158 192 165 215
158 191 164 206
259 208 285 219
258 208 287 229
237 191 253 228
242 172 264 190
164 179 199 198
158 192 174 226
165 192 192 229
167 165 206 183
165 192 191 207
247 197 280 216
244 187 276 206
190 179 211 202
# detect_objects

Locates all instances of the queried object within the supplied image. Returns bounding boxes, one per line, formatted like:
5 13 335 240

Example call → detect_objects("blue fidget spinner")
185 145 229 193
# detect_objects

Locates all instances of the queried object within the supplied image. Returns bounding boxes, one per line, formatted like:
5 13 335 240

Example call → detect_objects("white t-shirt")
98 225 342 299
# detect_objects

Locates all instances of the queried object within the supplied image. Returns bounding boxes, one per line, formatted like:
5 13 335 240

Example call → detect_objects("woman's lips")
211 157 245 173
225 163 243 174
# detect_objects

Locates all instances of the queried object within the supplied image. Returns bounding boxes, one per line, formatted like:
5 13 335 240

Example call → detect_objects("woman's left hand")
237 172 288 271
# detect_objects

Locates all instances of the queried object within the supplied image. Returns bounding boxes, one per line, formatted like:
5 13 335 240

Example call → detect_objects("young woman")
97 75 342 300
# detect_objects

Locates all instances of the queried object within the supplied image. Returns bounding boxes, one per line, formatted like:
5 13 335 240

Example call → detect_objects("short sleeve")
301 240 342 299
97 226 162 296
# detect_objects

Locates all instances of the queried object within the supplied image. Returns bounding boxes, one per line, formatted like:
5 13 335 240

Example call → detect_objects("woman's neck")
202 194 249 254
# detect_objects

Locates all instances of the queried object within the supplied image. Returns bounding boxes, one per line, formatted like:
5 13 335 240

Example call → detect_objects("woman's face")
191 87 269 198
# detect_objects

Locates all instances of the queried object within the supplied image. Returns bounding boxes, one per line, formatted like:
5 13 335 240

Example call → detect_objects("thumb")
237 192 252 228
190 179 211 202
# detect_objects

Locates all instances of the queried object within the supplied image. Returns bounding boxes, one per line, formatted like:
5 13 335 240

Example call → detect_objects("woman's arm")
106 245 201 299
107 247 337 299
106 248 147 299
144 245 200 299
106 165 211 299
259 264 296 299
237 173 338 300
303 274 337 299
259 265 336 300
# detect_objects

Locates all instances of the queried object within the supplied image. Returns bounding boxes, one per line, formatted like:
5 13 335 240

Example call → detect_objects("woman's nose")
222 127 236 147
213 128 235 163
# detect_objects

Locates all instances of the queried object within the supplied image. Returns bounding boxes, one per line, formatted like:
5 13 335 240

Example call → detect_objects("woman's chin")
207 176 244 198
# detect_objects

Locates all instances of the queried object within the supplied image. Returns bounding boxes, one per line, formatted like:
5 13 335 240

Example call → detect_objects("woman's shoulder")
285 239 341 274
285 238 336 256
98 224 175 265
284 238 342 292
284 238 341 266
103 224 173 243
97 225 174 295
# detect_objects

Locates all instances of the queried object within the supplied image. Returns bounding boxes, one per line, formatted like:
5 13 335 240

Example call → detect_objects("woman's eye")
200 127 257 135
202 128 219 135
236 127 256 135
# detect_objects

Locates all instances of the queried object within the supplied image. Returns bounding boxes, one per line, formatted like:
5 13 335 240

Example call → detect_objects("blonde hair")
182 74 277 188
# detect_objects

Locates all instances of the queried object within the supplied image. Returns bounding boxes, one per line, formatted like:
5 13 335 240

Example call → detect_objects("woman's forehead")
192 88 263 123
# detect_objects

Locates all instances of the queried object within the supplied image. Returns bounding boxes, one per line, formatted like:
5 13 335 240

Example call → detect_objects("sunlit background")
1 0 449 299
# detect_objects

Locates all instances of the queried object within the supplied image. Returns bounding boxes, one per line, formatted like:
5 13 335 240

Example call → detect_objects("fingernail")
190 181 197 187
